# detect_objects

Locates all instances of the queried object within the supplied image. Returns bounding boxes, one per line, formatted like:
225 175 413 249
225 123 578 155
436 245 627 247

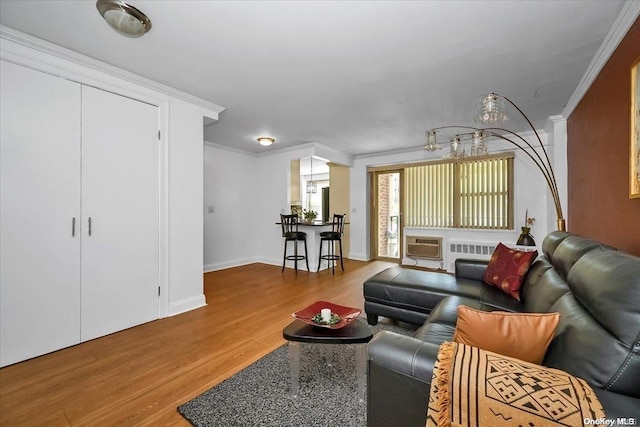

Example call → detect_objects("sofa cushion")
452 305 560 364
413 296 522 344
544 292 640 398
414 321 456 343
363 268 458 316
549 234 608 279
544 249 640 398
364 267 523 317
427 295 522 327
541 230 570 260
483 243 537 300
568 250 640 354
520 257 570 313
593 388 640 419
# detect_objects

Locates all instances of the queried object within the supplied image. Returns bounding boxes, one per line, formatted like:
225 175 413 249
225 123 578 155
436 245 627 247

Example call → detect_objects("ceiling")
0 1 628 155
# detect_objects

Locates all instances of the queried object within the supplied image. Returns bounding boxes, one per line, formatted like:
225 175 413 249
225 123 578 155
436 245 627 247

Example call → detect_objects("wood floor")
0 259 395 426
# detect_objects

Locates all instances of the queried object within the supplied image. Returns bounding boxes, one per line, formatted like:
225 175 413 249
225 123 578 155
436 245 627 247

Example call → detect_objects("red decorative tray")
292 301 361 329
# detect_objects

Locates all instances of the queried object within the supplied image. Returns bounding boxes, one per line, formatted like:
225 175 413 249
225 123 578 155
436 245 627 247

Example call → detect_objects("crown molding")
562 1 640 117
0 25 225 114
354 144 426 160
204 139 355 166
204 140 259 157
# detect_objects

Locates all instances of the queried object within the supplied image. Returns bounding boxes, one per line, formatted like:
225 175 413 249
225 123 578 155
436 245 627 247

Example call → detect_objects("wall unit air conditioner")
406 236 442 260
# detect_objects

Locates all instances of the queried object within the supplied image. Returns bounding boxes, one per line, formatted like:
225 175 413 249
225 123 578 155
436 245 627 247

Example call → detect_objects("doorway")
372 170 403 262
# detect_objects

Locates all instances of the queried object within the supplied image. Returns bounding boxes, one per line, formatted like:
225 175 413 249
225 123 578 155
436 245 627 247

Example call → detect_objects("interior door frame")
370 168 404 263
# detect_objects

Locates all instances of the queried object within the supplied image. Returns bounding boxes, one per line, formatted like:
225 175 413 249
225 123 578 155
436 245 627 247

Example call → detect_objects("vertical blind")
404 154 513 229
405 162 454 228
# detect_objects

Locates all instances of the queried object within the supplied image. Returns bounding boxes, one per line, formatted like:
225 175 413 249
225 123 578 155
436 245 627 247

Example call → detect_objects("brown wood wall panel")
567 16 640 256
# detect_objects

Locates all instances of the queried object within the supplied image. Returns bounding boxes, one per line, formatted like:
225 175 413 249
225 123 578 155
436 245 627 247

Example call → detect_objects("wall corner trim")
562 2 640 118
168 295 207 317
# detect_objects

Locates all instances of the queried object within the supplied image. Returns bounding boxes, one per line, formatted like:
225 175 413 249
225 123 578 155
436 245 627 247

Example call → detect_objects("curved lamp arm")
425 94 566 231
494 94 564 230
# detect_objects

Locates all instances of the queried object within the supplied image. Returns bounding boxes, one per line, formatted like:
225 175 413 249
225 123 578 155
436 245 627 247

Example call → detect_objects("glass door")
372 170 403 261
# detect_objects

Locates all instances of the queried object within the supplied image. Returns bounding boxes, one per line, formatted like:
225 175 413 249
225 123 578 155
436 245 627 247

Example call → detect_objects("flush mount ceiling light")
96 0 152 37
257 137 275 146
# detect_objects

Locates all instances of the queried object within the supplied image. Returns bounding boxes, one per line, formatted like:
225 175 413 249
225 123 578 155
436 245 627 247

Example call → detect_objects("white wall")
202 144 315 270
202 142 355 271
203 144 259 271
167 101 211 315
545 115 568 232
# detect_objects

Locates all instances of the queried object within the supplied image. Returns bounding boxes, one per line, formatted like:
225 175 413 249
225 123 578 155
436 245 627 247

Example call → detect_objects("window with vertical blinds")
404 154 513 229
405 162 454 228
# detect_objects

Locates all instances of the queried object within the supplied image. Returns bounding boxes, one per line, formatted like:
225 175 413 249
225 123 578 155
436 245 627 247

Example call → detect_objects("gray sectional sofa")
364 231 640 426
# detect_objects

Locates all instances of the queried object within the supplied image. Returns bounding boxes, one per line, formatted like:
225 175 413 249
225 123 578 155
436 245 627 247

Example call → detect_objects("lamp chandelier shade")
257 137 275 146
424 93 565 231
96 0 152 37
475 92 507 124
306 182 317 193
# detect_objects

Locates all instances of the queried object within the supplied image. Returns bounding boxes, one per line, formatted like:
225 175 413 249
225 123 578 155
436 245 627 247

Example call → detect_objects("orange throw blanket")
426 342 604 427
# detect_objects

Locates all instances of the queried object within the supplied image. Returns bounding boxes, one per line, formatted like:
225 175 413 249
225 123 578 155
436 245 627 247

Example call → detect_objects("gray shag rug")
177 319 418 427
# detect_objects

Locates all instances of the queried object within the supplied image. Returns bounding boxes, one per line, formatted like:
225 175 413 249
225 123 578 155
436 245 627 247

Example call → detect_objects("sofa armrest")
455 258 489 281
368 331 440 427
368 330 440 382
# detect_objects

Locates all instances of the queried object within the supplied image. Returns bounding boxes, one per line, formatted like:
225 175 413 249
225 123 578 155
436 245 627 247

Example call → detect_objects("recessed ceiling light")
257 137 275 146
96 0 152 37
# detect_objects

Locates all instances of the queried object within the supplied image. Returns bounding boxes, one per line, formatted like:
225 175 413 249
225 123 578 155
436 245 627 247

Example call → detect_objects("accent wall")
567 16 640 256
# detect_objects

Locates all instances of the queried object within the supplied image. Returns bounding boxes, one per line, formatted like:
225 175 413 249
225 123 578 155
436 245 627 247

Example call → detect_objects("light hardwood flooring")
0 259 395 426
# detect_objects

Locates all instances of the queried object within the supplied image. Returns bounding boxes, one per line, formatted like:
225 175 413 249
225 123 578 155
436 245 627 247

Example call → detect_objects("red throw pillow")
483 243 537 301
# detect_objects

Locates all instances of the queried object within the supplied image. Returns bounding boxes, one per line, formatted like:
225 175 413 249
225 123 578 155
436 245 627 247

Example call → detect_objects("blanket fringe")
429 341 456 427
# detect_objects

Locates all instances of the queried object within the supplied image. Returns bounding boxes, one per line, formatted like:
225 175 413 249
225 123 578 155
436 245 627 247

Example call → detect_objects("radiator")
449 240 497 258
406 236 442 260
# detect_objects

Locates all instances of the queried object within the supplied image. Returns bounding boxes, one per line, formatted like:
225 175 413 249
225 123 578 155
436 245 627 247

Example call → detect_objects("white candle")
321 308 331 322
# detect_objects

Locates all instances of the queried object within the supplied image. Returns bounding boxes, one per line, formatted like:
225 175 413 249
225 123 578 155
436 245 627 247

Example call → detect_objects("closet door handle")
88 217 92 236
72 217 76 237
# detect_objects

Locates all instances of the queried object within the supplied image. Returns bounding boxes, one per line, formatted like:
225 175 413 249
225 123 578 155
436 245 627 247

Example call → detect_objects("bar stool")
317 214 345 273
280 214 309 273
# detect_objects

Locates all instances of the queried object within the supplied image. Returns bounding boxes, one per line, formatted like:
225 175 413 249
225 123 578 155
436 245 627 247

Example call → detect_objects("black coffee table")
282 319 373 401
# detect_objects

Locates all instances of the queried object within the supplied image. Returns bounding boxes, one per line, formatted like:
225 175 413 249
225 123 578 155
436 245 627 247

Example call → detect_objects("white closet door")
0 61 81 366
80 86 159 341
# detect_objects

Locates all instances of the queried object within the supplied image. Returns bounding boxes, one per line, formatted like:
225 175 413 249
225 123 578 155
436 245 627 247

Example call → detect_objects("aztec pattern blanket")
426 341 605 427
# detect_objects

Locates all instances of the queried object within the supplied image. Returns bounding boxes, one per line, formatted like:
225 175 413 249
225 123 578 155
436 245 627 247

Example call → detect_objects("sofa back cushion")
521 258 568 312
549 234 605 279
543 249 640 398
541 230 570 260
522 232 608 314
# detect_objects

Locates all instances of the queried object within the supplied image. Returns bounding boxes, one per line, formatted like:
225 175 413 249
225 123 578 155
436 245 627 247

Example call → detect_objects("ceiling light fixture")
424 93 565 231
306 157 317 194
257 137 275 146
96 0 152 37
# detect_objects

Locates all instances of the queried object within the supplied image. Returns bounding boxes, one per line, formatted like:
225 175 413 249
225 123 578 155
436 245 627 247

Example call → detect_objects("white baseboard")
203 256 260 272
203 255 365 272
256 256 283 267
168 294 207 317
348 253 370 262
